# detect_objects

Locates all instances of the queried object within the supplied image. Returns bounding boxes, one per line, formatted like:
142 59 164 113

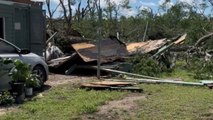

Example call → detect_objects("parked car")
0 38 48 91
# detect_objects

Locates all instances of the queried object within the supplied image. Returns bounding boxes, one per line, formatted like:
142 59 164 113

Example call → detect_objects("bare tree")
74 0 90 22
46 0 60 30
208 0 213 6
87 0 98 19
59 0 75 35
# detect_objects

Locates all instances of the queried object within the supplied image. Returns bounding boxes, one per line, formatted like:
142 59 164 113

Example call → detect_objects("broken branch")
195 32 213 47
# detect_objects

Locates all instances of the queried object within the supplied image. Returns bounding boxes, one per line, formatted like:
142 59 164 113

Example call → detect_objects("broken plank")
48 53 77 68
109 86 143 93
46 32 58 44
80 83 109 88
80 83 143 92
90 81 135 87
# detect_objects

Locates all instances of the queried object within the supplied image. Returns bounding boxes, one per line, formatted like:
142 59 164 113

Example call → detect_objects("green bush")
54 37 71 53
129 55 165 77
186 57 213 80
25 74 40 88
194 61 213 80
0 91 14 106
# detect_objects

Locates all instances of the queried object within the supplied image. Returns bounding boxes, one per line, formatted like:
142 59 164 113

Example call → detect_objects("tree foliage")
46 0 213 48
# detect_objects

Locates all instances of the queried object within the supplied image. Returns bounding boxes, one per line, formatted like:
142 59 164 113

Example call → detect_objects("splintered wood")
80 81 143 92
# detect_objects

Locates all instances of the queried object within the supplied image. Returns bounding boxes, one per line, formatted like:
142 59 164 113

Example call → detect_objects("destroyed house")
0 0 45 55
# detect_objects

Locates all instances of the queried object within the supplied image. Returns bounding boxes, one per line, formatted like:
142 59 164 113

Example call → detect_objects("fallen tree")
194 32 213 47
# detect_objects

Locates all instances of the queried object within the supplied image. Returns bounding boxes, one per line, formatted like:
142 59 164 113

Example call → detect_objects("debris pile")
46 32 187 74
44 31 213 89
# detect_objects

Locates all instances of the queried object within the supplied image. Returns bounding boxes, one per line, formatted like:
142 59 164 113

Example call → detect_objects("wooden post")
97 0 102 79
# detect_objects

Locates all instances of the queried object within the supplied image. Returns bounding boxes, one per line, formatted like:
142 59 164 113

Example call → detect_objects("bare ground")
0 106 18 116
46 73 95 87
81 93 146 120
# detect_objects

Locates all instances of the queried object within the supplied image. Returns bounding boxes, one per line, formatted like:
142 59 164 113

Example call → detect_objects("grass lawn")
133 64 213 120
1 62 213 120
135 84 213 120
0 85 125 120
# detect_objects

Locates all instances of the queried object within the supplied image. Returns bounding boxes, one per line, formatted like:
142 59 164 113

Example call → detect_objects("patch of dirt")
198 109 213 120
47 73 95 87
0 106 18 116
82 93 146 120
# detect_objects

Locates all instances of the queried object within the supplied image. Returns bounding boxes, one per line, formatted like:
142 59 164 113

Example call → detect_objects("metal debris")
71 38 128 63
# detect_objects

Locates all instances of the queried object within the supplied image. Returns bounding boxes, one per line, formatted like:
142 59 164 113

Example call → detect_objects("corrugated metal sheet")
127 38 167 55
71 38 128 63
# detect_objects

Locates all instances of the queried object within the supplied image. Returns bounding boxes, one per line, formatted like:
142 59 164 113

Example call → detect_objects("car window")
0 41 17 54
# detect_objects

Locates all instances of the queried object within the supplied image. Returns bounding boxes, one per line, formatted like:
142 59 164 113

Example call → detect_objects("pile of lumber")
80 81 143 92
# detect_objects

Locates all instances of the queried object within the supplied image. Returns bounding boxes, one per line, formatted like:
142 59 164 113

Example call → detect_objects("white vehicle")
0 38 48 91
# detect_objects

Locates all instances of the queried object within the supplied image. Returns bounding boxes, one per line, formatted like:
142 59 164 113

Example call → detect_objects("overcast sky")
32 0 212 18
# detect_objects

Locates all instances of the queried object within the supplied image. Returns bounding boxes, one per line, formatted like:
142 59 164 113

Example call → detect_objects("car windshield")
0 40 17 54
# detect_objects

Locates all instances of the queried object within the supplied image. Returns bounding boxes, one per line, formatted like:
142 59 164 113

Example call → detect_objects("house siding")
0 4 15 43
0 1 45 56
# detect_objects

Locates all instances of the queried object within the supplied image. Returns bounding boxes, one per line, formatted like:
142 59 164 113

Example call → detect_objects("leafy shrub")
26 74 40 88
186 57 213 79
0 91 14 106
129 55 166 77
194 61 213 80
185 57 202 70
55 37 71 53
8 59 31 82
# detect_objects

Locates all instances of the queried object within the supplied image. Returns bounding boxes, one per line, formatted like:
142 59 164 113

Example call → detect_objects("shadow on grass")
34 84 52 93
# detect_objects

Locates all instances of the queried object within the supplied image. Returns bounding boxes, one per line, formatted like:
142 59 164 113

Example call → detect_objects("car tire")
33 65 47 89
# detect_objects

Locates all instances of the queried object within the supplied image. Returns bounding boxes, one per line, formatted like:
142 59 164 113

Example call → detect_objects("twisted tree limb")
195 32 213 47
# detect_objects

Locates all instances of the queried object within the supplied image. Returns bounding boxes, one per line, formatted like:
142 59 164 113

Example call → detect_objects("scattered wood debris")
80 81 143 92
48 53 78 68
89 81 135 86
